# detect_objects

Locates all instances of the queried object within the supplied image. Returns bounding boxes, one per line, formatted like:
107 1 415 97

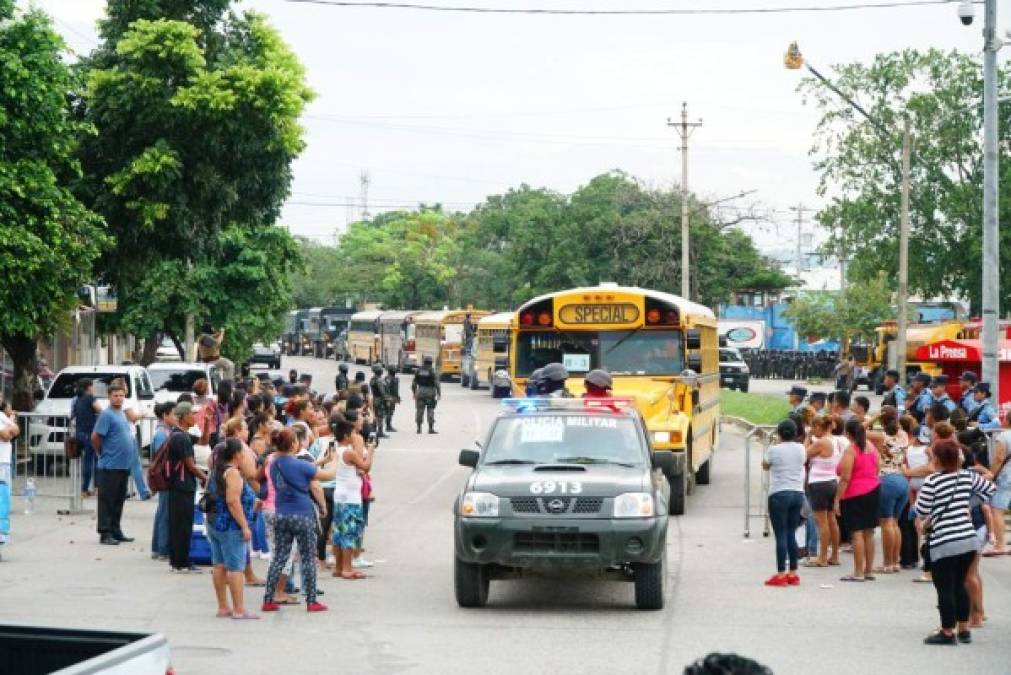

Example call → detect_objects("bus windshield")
516 330 684 377
444 324 464 343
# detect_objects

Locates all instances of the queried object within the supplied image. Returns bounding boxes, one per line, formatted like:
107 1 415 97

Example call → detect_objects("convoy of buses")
284 284 721 515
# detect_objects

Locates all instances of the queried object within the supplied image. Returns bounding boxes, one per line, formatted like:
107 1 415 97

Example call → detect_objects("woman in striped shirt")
914 438 995 645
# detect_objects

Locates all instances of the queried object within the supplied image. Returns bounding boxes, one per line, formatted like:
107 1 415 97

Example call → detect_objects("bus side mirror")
459 449 479 468
687 354 702 371
685 329 702 350
718 335 728 348
492 336 508 353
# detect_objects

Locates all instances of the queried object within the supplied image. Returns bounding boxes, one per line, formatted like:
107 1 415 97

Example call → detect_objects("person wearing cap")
412 355 441 434
908 372 933 423
808 392 827 416
288 369 299 385
958 371 979 415
583 369 613 399
966 383 1001 431
167 401 208 573
538 362 572 398
787 386 807 414
881 369 906 410
929 375 957 414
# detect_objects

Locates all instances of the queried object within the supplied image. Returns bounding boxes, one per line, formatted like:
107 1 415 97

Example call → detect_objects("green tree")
800 49 1011 313
784 273 905 344
0 4 109 409
77 3 313 361
290 238 344 308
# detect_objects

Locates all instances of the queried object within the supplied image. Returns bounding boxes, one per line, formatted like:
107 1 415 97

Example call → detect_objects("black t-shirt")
167 429 197 492
73 394 98 435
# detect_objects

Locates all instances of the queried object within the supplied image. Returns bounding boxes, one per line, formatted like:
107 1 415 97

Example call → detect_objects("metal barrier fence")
740 422 777 539
12 412 158 516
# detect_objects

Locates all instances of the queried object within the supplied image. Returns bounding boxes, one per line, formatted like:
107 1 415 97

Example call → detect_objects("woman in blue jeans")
762 418 807 587
207 438 258 619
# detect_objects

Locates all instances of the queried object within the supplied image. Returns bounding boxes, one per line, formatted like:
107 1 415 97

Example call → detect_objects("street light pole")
982 0 1000 399
668 103 702 300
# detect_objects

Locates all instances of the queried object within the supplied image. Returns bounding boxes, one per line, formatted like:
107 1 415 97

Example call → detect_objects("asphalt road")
0 355 1008 674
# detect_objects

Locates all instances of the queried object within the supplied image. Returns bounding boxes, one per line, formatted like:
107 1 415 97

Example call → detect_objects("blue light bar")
500 397 636 413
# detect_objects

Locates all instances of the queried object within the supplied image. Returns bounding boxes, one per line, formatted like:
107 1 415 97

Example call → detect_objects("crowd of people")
86 365 391 619
764 370 1010 646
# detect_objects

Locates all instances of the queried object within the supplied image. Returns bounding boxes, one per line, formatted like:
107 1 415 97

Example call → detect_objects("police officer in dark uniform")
958 371 979 415
537 362 572 398
462 313 476 352
881 369 906 409
335 363 350 399
369 364 390 438
384 365 400 433
412 355 441 434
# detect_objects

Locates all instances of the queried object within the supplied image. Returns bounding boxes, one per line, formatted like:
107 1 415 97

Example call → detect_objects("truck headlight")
653 431 670 444
461 492 499 517
740 366 750 374
613 493 655 518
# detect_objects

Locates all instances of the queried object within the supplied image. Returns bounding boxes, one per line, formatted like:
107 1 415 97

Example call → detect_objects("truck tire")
470 372 479 390
739 379 749 393
461 372 470 388
454 556 489 608
633 558 664 610
695 455 712 486
668 470 686 516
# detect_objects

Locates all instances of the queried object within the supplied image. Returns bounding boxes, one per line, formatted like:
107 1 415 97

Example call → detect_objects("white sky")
33 0 996 253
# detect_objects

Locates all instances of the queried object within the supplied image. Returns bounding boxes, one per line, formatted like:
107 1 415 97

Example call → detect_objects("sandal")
246 579 266 587
231 610 260 620
913 575 933 583
215 609 232 618
340 571 367 580
276 597 300 605
863 575 876 581
803 561 829 567
839 575 865 582
981 549 1008 557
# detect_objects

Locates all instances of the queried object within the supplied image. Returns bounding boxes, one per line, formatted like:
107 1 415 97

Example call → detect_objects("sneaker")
352 556 374 569
956 630 972 644
258 552 272 561
923 631 958 646
261 602 281 612
764 575 790 587
306 601 328 613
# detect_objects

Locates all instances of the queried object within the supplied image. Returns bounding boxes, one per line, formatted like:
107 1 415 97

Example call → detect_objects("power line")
281 0 958 16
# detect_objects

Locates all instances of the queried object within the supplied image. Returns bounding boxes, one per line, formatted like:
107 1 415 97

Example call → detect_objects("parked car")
28 365 157 466
718 347 750 392
147 362 221 404
247 342 281 370
155 336 182 362
1 624 171 675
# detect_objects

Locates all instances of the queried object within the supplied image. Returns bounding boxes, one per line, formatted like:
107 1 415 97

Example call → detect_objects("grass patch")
720 389 793 427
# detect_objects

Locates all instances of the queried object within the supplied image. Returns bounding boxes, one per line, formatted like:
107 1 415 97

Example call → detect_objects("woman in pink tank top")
835 418 881 582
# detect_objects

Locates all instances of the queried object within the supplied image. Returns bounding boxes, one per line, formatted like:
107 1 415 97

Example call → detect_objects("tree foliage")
77 1 313 360
0 6 109 408
800 49 1011 313
784 273 904 344
294 172 787 311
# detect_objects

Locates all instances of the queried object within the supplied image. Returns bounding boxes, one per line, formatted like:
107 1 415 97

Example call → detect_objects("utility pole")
982 0 1001 400
668 103 702 300
896 119 911 383
359 170 371 222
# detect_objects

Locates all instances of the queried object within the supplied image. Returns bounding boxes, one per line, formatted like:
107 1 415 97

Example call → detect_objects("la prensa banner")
718 320 765 349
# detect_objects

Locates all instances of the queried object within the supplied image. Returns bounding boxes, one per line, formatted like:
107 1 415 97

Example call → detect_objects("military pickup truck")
454 398 673 610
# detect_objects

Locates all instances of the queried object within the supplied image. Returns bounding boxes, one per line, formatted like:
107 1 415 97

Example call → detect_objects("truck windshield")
444 324 464 343
483 415 644 466
48 373 133 399
516 330 684 377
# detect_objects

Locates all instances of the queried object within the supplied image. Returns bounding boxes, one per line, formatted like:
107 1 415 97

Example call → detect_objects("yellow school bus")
510 284 719 515
469 312 513 392
348 310 383 364
415 309 490 380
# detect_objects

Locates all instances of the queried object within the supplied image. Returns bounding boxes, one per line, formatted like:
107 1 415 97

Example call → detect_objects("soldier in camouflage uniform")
334 363 350 399
384 365 400 433
369 364 390 439
412 355 441 434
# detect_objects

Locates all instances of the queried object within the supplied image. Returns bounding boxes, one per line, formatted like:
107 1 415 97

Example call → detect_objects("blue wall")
720 303 840 352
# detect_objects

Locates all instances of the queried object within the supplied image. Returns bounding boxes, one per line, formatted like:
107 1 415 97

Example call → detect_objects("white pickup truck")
28 365 157 469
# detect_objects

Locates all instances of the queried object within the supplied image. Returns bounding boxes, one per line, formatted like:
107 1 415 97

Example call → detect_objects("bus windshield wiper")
604 326 642 356
485 459 537 465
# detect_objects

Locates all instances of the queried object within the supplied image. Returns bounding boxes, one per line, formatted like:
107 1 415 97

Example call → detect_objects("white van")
28 365 157 461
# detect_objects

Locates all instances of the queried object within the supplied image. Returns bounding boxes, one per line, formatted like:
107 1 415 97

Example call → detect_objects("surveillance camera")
958 0 975 26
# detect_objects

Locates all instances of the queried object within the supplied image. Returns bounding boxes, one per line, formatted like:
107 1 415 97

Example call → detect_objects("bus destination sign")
558 303 639 325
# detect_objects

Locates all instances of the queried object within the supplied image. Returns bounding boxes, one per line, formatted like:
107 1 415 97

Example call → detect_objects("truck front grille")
509 497 604 515
513 532 600 554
